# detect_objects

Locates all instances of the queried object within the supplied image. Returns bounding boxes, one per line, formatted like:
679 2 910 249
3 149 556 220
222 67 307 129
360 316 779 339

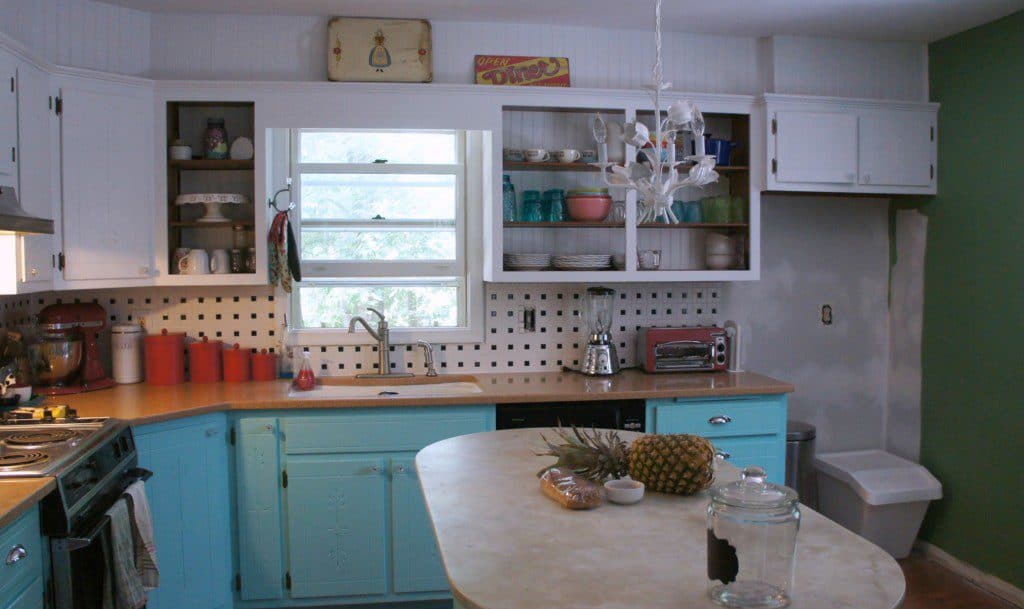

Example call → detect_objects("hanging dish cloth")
103 499 148 609
124 481 159 589
269 210 301 292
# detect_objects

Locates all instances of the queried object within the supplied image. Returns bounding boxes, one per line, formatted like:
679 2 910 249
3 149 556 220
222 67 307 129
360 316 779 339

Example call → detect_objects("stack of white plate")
551 254 612 270
504 253 552 271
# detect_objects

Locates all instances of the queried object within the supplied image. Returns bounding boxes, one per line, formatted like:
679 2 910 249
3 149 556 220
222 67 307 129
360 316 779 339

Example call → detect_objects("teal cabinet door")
390 454 448 594
285 455 388 599
3 577 43 609
134 414 232 609
235 418 284 601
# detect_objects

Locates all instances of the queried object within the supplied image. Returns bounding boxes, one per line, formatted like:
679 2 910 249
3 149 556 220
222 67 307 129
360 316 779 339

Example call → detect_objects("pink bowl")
566 195 612 221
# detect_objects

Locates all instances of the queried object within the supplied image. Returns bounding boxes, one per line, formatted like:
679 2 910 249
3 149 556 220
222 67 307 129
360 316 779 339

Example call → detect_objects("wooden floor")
900 555 1020 609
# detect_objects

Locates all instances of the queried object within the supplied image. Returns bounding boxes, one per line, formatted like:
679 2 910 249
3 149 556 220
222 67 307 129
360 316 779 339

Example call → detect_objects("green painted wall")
918 11 1024 588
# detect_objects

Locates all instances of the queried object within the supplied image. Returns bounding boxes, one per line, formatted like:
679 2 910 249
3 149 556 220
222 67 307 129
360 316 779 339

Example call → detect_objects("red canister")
223 344 252 382
144 329 186 385
251 349 278 381
188 336 223 383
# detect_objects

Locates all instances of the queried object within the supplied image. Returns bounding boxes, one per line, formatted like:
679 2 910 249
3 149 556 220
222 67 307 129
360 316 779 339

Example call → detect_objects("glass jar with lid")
707 465 800 608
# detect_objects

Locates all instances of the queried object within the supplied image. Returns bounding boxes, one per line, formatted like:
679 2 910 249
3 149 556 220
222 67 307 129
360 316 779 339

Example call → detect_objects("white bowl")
707 254 733 270
604 478 645 504
6 386 32 404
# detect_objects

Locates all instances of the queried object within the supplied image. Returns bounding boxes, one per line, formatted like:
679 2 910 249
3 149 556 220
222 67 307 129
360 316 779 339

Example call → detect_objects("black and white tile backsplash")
0 283 724 375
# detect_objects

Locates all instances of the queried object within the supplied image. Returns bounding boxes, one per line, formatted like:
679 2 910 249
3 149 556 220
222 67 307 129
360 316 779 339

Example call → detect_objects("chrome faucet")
417 341 438 377
347 308 413 378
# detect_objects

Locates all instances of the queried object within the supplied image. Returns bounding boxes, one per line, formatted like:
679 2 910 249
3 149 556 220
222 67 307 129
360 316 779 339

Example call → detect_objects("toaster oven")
637 327 728 373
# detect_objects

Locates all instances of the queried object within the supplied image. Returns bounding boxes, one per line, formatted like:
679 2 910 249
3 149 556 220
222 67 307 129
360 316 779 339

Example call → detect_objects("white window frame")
282 128 485 346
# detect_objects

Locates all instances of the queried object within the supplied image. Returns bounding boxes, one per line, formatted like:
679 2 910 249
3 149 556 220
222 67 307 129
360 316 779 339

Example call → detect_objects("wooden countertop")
417 429 905 609
45 369 792 425
0 478 54 529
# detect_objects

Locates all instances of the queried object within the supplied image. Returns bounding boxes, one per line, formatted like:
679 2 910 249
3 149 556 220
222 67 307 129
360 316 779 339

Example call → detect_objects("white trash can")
814 450 942 558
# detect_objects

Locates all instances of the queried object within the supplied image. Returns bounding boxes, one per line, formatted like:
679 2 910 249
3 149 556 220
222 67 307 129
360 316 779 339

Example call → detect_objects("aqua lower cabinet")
234 406 495 607
285 455 389 598
390 454 448 593
646 394 788 482
0 507 43 609
133 413 233 609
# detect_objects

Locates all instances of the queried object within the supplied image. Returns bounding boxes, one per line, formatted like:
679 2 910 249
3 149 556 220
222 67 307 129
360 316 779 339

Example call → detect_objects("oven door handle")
67 515 110 552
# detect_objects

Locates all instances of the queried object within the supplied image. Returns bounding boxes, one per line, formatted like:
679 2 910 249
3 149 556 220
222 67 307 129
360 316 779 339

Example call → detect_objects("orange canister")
144 329 186 385
223 343 252 382
188 336 223 383
251 349 278 381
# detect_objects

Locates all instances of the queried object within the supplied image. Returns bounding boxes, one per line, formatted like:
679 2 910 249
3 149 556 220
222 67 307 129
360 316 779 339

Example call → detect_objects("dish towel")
124 481 159 589
269 210 301 293
104 498 148 609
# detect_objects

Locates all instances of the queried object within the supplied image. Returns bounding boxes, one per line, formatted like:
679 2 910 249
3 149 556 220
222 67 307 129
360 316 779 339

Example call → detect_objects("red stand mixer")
30 303 115 395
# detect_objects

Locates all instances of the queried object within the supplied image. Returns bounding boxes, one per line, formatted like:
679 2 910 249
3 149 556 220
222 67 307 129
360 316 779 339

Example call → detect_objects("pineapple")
538 427 715 495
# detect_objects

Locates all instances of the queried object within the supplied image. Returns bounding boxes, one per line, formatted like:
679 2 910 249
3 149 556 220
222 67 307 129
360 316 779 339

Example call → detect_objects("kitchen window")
287 128 484 343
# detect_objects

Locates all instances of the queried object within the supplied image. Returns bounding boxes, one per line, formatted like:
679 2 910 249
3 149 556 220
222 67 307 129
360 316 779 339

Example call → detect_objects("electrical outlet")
821 304 833 326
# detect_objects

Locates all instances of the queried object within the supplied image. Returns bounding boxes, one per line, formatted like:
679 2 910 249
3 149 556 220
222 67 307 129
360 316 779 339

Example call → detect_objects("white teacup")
555 148 581 163
178 249 210 275
210 249 231 274
524 148 551 163
638 249 662 270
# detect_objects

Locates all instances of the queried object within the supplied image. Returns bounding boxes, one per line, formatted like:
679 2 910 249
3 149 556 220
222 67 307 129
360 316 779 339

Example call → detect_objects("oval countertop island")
416 429 905 609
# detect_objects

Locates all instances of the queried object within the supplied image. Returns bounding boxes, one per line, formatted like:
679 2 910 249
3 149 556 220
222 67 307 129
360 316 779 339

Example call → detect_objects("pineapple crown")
536 426 630 481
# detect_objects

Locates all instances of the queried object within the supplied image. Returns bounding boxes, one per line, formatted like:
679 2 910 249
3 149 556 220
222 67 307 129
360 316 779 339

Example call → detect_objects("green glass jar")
520 190 542 222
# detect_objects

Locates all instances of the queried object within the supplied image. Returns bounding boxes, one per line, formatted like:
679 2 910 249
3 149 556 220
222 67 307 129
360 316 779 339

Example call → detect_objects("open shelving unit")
165 101 257 279
492 96 758 282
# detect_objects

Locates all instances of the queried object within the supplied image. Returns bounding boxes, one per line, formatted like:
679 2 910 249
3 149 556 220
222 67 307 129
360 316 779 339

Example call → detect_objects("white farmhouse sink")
288 375 483 399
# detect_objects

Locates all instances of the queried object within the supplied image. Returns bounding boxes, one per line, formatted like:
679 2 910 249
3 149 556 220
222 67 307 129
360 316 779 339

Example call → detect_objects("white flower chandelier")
591 0 718 224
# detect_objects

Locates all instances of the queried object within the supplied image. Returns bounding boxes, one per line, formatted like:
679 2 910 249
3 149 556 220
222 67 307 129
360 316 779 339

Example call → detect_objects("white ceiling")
96 0 1023 42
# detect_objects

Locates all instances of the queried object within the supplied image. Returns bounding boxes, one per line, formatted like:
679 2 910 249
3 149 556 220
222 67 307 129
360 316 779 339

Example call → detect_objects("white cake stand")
175 193 249 222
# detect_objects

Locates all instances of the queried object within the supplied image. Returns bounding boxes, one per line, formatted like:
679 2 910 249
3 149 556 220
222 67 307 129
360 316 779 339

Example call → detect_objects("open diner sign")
474 55 570 87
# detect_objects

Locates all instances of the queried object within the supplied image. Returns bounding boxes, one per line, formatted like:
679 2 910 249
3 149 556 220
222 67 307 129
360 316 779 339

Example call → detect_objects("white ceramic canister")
111 323 145 384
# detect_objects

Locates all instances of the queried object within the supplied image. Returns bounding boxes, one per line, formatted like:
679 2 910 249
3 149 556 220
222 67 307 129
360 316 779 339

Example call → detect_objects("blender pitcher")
581 287 619 375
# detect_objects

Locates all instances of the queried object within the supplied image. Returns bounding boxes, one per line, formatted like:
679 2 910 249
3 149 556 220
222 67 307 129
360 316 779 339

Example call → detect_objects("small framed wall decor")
328 17 433 82
474 56 571 87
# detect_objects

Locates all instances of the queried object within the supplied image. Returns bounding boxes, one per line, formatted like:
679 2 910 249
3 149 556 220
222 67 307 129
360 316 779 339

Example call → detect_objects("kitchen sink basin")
288 375 483 399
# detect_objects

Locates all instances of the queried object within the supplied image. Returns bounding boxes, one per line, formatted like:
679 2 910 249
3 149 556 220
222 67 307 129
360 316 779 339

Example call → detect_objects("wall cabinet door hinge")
282 470 288 488
10 147 14 164
285 572 292 590
54 97 62 116
930 163 934 180
930 126 935 142
9 77 13 93
234 574 241 591
229 427 236 445
771 158 777 174
771 117 777 135
57 252 65 271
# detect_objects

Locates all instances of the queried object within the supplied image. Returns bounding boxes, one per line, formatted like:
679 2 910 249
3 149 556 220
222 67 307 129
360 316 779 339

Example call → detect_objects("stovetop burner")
0 452 51 469
4 429 81 447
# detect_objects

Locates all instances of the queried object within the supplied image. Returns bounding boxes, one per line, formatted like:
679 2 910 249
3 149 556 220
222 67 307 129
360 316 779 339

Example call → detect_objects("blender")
581 287 620 376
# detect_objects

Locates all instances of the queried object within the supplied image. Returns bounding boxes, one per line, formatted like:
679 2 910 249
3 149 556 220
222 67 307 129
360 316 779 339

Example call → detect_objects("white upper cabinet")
0 51 15 182
858 109 934 187
58 76 155 283
773 111 858 185
763 94 937 195
16 59 56 289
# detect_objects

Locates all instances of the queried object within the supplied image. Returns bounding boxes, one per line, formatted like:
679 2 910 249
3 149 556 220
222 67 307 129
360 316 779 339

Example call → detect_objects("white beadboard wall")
0 0 151 75
147 14 926 100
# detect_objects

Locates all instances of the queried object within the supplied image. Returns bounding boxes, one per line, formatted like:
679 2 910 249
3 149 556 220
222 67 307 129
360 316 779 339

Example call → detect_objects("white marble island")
417 429 905 609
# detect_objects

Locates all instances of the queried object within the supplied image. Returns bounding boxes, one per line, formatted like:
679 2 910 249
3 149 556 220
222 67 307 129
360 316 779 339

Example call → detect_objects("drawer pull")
715 450 731 460
370 465 381 474
5 544 26 565
708 415 733 425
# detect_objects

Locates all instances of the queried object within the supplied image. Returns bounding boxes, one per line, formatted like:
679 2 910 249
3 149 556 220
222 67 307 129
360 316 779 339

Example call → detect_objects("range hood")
0 186 54 235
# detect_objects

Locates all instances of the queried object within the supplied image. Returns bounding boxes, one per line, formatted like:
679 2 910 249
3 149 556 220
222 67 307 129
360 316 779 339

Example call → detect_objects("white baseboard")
914 540 1024 607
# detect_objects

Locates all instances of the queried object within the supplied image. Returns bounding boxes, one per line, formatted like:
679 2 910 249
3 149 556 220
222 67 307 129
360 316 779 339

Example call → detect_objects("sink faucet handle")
417 340 438 377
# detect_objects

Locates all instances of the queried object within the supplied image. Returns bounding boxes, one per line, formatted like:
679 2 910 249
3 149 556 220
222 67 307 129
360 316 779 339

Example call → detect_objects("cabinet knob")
29 268 38 277
394 464 406 474
370 465 381 473
708 415 732 425
263 424 274 432
5 544 27 565
715 450 732 460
